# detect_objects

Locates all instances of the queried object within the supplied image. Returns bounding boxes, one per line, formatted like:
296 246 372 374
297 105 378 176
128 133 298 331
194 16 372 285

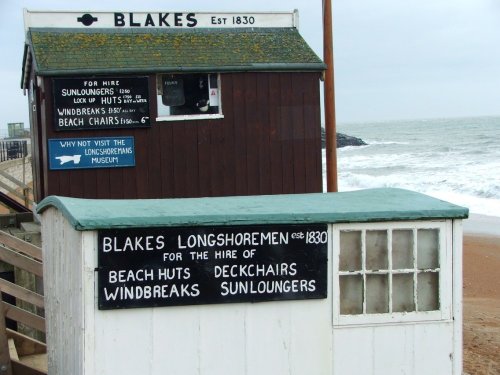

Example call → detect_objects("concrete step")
0 212 33 229
20 221 40 233
19 222 41 247
0 216 42 247
3 227 41 247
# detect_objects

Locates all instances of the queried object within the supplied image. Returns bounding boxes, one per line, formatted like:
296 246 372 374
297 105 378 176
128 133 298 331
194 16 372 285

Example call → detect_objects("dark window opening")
157 73 221 118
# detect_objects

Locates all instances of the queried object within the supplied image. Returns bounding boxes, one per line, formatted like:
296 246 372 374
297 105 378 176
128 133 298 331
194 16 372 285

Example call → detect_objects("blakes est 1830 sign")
97 224 328 310
52 76 150 131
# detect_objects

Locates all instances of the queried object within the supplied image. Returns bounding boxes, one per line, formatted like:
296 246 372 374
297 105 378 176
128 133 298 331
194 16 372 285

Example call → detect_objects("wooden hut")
21 10 326 202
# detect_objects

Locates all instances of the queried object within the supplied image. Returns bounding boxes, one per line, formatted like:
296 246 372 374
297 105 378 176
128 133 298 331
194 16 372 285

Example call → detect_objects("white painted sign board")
24 9 299 31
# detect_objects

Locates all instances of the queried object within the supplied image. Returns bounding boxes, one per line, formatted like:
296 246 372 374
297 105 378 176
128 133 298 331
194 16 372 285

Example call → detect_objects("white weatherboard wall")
41 208 84 374
41 208 333 375
330 220 460 375
38 189 467 375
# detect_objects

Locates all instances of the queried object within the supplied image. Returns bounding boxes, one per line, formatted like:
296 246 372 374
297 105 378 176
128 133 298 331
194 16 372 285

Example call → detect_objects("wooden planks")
0 280 44 309
0 246 42 278
2 303 45 333
36 72 323 200
0 220 47 375
11 359 47 375
0 232 42 262
6 329 46 357
0 295 13 375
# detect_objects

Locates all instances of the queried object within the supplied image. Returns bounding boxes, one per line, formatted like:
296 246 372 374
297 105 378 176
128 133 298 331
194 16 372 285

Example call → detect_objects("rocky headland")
321 128 367 148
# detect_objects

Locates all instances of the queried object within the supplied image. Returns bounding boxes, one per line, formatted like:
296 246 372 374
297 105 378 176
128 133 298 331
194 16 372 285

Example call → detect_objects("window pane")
340 231 362 271
393 274 415 312
417 272 440 311
393 230 414 269
340 275 363 315
366 274 389 313
418 229 439 269
366 230 388 271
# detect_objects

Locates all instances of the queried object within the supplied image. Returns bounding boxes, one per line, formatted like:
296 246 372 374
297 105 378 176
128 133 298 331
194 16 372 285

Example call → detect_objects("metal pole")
323 0 338 192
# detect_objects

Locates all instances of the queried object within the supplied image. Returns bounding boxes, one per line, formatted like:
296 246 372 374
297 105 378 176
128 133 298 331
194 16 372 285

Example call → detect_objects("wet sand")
463 234 500 375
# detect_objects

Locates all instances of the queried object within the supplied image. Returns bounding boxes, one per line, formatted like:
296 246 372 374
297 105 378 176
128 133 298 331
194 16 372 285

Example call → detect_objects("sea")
324 116 500 218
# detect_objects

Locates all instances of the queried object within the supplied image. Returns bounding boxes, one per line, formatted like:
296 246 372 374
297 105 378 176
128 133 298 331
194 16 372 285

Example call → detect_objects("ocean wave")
339 153 440 170
336 174 500 216
338 169 500 198
446 180 500 200
330 116 500 216
363 140 411 146
337 166 500 203
424 191 500 217
336 145 370 151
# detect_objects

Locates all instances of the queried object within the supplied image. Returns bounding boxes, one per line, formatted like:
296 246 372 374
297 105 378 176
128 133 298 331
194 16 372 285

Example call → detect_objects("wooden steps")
7 331 47 374
0 223 47 375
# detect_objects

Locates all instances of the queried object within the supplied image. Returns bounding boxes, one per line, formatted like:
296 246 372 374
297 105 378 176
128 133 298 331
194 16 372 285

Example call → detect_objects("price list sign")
97 224 328 310
52 76 150 131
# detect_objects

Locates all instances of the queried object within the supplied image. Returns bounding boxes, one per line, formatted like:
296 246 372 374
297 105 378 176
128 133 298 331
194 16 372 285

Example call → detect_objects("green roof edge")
36 188 469 231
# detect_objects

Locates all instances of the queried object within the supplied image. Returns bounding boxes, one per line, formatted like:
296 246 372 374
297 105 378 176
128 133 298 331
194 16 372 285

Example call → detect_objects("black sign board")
161 76 185 106
97 224 328 310
52 77 150 131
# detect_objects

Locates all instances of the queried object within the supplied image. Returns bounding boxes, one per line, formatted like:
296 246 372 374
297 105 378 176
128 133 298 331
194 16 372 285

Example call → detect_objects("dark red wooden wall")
32 72 323 201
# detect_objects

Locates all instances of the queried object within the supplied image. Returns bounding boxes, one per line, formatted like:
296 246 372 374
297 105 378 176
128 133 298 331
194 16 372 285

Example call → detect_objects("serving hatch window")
157 73 222 120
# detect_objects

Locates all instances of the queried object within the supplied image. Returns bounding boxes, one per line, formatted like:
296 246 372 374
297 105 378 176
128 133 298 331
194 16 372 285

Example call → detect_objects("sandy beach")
463 215 500 375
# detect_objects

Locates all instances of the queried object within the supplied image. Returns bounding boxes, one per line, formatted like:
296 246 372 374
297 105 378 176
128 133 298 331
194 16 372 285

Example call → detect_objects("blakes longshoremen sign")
24 10 298 30
97 224 328 310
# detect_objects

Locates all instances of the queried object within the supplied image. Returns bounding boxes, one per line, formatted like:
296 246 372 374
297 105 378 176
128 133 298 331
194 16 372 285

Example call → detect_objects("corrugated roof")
26 27 326 76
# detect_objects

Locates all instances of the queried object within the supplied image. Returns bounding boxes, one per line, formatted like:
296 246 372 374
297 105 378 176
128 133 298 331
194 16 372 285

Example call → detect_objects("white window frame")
332 220 452 326
156 73 224 122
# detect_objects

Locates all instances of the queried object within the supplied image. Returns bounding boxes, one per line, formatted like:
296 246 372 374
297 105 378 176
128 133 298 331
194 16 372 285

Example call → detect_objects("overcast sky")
1 0 499 136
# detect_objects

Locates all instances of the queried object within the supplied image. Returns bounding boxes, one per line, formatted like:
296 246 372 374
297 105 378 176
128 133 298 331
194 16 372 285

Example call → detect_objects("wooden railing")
0 165 33 211
0 231 46 375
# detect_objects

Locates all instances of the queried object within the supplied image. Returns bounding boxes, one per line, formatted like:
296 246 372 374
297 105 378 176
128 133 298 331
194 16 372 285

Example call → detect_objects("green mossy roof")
27 28 326 75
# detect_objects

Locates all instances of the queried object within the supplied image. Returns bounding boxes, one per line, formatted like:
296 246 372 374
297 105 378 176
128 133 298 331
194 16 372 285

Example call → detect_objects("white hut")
38 188 468 374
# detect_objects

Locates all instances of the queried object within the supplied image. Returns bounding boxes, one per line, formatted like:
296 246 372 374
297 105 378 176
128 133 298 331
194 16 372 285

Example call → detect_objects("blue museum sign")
48 136 135 170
